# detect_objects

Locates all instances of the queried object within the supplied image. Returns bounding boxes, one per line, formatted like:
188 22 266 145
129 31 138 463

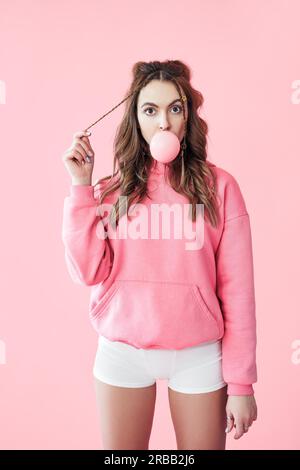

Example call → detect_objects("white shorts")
93 335 227 394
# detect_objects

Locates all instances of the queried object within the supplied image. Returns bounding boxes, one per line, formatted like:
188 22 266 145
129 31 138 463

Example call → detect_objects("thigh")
94 378 157 450
168 384 228 450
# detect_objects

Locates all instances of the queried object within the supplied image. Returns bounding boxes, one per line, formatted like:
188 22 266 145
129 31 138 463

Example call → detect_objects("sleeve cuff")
70 185 97 203
227 383 254 396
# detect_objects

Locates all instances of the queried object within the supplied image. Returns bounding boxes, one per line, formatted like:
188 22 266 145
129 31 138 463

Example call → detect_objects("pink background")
1 0 300 450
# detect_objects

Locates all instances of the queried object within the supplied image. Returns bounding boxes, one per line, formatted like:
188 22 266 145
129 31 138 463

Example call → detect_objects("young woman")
61 60 258 450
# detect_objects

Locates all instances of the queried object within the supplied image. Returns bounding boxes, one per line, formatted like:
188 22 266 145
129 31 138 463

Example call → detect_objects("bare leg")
94 378 157 450
168 385 228 450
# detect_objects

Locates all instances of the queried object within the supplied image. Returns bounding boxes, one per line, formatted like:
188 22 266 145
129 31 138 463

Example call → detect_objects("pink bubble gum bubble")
149 131 181 163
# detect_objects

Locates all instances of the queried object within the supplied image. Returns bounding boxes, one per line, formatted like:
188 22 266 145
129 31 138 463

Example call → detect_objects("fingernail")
86 156 91 162
225 427 229 433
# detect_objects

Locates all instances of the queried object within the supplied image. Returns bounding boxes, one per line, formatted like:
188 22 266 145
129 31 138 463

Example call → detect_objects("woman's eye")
144 105 182 116
172 105 182 114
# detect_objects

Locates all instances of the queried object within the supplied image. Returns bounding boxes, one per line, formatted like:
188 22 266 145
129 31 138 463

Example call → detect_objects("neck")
150 159 168 175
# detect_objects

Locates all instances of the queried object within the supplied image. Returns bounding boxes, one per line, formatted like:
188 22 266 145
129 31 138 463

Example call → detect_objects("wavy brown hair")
93 60 221 230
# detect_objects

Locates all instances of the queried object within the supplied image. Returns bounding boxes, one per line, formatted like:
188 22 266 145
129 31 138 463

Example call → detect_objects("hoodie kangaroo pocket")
90 281 121 319
191 285 216 324
90 279 220 349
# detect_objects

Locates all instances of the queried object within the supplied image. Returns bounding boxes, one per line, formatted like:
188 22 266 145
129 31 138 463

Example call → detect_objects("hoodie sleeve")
61 184 113 286
215 174 257 396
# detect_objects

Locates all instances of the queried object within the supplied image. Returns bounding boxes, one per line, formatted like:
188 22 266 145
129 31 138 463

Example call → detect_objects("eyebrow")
141 98 182 108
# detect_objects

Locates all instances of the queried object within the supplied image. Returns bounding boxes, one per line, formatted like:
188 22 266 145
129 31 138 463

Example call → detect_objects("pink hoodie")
62 160 257 396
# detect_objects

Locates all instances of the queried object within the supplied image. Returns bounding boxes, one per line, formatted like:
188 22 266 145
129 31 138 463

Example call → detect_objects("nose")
159 114 170 131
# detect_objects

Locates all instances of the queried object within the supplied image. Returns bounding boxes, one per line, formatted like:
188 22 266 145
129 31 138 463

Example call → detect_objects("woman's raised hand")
62 130 95 185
